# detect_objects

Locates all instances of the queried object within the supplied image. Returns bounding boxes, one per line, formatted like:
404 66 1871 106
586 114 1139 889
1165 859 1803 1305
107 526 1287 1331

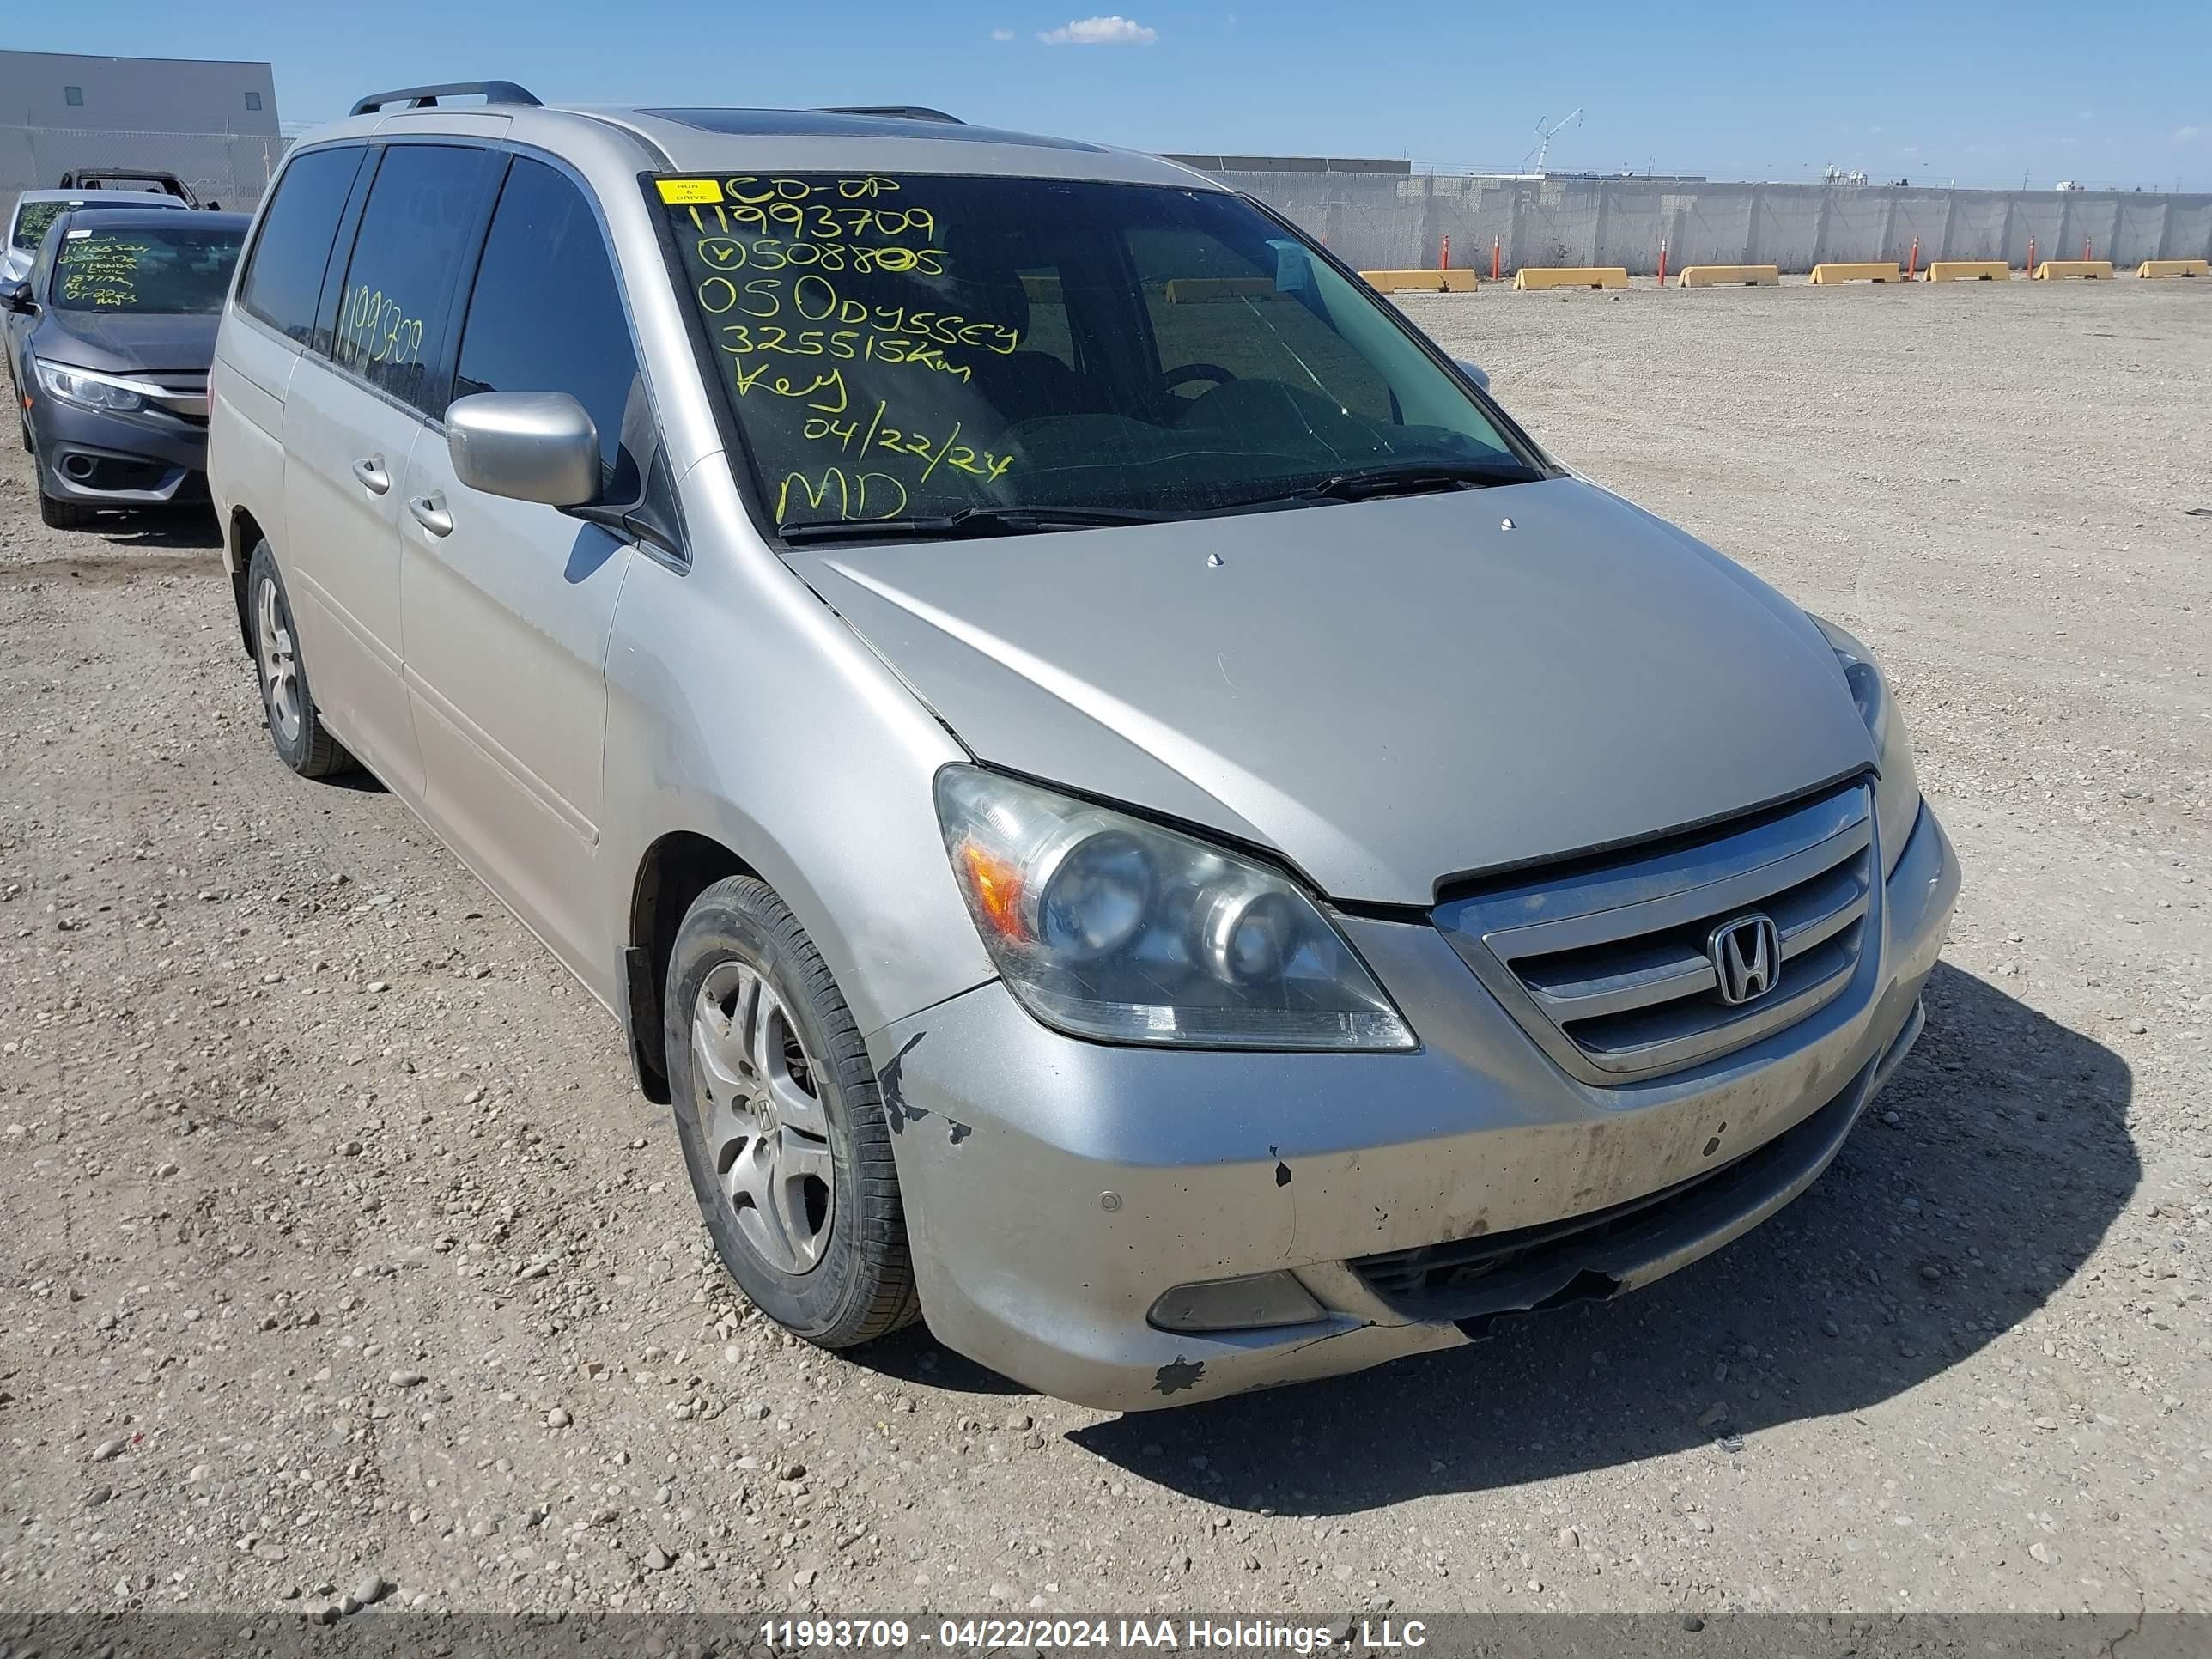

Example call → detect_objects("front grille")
1435 781 1875 1085
139 371 208 423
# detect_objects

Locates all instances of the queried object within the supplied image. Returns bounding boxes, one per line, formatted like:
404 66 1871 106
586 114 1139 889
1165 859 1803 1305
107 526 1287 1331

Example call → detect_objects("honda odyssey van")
207 85 1958 1410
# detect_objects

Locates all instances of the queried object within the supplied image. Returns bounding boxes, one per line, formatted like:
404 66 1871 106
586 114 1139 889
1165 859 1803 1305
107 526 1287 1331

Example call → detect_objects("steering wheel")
1159 362 1237 395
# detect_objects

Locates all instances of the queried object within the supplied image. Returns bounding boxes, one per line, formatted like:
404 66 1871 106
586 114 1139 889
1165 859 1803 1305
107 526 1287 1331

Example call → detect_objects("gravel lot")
2 278 2208 1622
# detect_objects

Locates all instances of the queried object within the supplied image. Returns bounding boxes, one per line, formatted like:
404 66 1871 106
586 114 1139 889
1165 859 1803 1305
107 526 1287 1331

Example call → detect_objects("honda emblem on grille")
1709 913 1781 1006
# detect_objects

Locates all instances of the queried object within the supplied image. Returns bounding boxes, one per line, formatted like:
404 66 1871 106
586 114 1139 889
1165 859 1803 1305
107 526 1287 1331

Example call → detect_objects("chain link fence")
1206 167 2212 276
3 125 291 222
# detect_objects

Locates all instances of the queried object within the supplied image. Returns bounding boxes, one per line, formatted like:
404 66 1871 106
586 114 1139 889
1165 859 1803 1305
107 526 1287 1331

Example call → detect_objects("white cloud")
1038 15 1158 45
990 27 1015 39
2175 125 2205 144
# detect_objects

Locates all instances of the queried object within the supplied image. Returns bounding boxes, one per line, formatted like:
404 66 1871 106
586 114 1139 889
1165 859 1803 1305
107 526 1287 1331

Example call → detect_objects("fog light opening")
63 453 96 480
1148 1270 1327 1334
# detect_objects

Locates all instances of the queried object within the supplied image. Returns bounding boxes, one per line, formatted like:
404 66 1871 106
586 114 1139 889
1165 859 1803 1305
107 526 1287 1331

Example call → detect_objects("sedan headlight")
1813 617 1921 873
35 358 155 414
934 766 1414 1050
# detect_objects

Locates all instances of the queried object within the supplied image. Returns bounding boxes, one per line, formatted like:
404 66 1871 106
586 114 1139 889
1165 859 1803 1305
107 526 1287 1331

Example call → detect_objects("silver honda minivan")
208 86 1958 1410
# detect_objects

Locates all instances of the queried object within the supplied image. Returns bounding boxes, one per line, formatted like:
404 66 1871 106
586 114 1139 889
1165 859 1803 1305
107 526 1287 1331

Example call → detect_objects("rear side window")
332 144 495 416
239 145 366 345
453 158 643 499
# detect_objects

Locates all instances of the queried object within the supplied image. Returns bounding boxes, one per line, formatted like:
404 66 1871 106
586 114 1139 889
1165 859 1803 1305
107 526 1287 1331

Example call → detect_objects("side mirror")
446 392 599 508
3 280 36 316
1453 357 1491 393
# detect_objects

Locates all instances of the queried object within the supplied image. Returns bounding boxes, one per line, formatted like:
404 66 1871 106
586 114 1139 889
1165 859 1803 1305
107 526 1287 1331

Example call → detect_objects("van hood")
33 307 220 374
792 477 1875 904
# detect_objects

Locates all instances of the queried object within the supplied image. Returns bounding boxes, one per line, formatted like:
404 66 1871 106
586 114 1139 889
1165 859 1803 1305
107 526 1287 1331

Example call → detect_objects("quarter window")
454 158 643 498
332 143 495 416
238 144 367 347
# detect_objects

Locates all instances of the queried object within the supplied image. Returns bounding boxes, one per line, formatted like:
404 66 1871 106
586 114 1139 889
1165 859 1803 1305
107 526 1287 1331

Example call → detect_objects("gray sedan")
5 207 244 527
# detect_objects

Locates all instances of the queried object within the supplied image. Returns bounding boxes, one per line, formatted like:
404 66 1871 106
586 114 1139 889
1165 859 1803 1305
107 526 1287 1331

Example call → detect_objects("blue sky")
22 2 2212 190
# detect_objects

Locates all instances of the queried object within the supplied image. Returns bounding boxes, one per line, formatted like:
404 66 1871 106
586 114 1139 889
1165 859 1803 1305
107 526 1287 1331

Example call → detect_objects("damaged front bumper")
870 801 1959 1411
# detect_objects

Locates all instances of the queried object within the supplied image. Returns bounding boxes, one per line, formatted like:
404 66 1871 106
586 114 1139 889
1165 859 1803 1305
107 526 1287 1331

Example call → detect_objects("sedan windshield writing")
52 226 242 313
660 174 1538 536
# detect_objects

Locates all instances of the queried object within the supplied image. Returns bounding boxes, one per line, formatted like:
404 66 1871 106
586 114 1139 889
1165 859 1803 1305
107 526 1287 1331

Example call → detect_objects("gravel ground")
2 278 2208 1622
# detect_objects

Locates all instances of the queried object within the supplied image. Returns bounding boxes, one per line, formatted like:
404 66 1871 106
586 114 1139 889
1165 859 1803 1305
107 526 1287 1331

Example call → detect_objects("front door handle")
407 492 453 538
351 456 391 495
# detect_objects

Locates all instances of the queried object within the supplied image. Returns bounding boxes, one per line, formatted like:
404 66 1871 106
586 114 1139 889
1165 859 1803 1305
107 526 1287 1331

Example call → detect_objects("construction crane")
1525 108 1583 174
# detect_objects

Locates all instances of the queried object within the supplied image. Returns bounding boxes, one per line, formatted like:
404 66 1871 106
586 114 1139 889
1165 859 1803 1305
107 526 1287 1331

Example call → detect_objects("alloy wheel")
255 575 302 744
690 958 835 1274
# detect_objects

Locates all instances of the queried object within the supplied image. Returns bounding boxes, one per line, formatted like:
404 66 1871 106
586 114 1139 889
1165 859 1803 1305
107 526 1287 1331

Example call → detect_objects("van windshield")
51 224 243 313
659 173 1540 536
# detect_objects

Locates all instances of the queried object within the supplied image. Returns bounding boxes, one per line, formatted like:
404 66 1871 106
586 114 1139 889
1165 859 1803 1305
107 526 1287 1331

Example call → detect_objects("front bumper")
871 800 1960 1411
30 393 208 507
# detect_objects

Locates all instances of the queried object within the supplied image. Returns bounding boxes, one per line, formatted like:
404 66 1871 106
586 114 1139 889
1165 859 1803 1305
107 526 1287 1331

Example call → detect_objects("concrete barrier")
1360 269 1478 294
2137 258 2209 278
2033 260 2114 279
1676 264 1779 287
1808 263 1901 284
1927 260 2011 283
1512 267 1628 290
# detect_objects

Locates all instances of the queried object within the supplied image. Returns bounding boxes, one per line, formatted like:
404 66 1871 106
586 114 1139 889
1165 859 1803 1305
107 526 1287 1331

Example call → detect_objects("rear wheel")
665 876 920 1348
246 540 355 778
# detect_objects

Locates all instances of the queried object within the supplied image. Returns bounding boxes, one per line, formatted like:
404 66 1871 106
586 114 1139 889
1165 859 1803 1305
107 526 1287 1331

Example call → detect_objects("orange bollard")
1656 238 1668 287
1439 233 1449 272
1492 234 1501 282
1906 236 1919 280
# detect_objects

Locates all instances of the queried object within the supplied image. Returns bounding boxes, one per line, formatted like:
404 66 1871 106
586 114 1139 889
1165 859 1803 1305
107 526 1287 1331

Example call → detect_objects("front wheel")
665 876 920 1348
38 489 96 529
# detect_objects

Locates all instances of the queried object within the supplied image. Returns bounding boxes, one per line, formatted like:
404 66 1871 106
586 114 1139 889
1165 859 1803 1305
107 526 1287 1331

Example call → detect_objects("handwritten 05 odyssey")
204 86 1957 1410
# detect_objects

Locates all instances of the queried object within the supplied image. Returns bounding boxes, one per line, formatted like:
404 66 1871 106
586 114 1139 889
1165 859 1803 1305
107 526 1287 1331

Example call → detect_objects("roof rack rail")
813 106 964 125
349 81 544 117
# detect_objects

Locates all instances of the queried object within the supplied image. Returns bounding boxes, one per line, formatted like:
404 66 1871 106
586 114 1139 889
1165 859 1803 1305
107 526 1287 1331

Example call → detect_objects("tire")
665 876 921 1349
38 489 96 529
245 540 356 779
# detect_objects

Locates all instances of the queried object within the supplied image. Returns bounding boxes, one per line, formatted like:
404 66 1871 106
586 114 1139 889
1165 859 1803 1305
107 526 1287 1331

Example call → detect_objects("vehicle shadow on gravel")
1066 963 2137 1511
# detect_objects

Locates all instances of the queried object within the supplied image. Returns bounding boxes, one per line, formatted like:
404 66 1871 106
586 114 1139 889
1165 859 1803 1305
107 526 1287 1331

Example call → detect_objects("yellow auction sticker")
656 178 725 204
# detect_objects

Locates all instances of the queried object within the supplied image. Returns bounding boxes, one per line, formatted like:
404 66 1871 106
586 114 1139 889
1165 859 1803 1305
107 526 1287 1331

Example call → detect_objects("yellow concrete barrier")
1927 260 2011 283
1808 263 1901 284
1359 269 1478 294
2137 258 2209 279
2033 260 2114 279
1676 264 1779 287
1163 276 1285 303
1512 266 1629 290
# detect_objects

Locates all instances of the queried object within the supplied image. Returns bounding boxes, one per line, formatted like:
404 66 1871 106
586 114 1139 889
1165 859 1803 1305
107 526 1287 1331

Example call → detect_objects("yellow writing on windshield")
58 239 146 307
665 173 1035 523
775 465 908 524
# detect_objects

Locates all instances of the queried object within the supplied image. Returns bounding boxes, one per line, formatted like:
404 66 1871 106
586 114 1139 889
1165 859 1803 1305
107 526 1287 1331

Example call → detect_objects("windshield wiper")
781 505 1168 544
1254 459 1544 507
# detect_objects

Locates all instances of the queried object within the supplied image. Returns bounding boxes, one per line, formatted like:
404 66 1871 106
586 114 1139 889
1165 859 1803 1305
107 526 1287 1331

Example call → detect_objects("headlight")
35 359 155 414
1812 617 1921 873
934 766 1415 1050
